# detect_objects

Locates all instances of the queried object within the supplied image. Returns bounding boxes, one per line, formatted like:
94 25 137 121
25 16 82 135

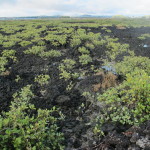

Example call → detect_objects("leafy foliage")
24 46 45 55
0 49 17 74
78 46 90 54
59 59 79 80
19 40 32 47
0 85 64 150
79 54 92 65
37 40 46 46
115 56 150 76
40 50 62 58
97 70 150 125
138 33 150 40
106 42 131 60
35 74 50 86
2 41 16 48
0 57 8 73
2 49 17 62
24 46 61 58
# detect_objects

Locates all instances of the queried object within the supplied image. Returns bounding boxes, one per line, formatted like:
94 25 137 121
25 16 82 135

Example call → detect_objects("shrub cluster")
0 85 64 150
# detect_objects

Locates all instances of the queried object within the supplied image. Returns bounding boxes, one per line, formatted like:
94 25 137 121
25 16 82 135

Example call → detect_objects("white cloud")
0 0 150 17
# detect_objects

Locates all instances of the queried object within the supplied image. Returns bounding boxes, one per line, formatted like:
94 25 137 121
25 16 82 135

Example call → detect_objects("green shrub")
2 41 16 48
0 57 8 74
24 46 45 55
104 36 118 42
70 38 81 47
59 59 78 80
97 69 150 125
138 36 146 40
37 40 46 46
87 32 100 41
0 85 64 150
138 33 150 40
101 27 107 30
106 42 131 60
115 56 150 76
93 39 106 46
0 50 17 74
19 41 32 47
24 46 61 58
60 59 76 70
78 47 90 54
85 42 95 49
40 50 62 58
79 54 92 65
34 74 50 86
45 34 67 47
105 29 112 33
2 49 17 62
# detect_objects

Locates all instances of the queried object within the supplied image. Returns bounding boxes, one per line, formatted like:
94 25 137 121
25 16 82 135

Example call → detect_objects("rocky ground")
0 26 150 149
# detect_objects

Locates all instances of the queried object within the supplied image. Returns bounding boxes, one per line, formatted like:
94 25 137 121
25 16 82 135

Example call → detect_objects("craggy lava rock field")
0 18 150 149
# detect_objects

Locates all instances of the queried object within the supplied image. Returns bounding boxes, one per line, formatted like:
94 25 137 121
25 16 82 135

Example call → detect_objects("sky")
0 0 150 17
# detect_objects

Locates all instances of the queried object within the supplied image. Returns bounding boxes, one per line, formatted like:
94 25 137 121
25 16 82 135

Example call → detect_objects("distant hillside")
0 15 112 20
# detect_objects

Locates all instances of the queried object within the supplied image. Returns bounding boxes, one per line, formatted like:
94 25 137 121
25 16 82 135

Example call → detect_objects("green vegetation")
19 41 32 47
2 50 17 62
35 74 50 86
40 50 62 58
0 18 150 149
115 56 150 76
105 39 133 61
85 42 95 49
97 69 150 125
0 85 64 150
78 47 90 54
0 49 17 74
138 33 150 40
24 46 46 55
24 46 61 58
37 40 46 46
59 59 79 80
94 54 150 136
2 41 16 48
79 54 92 65
0 57 8 74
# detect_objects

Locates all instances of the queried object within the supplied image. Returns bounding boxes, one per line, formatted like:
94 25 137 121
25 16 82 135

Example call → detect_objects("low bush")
59 59 79 80
106 42 131 60
37 40 46 46
40 50 62 58
93 39 106 46
97 69 150 125
0 85 64 150
2 41 16 48
85 42 95 49
0 50 17 74
138 33 150 40
19 41 32 47
0 57 8 74
78 46 90 54
34 74 50 86
24 46 45 55
2 49 17 62
70 38 81 47
115 56 150 76
79 54 92 65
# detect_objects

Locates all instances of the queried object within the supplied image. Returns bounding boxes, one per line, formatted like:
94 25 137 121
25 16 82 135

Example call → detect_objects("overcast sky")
0 0 150 17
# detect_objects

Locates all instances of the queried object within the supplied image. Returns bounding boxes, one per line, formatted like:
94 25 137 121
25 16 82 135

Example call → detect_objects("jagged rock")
55 95 70 104
136 137 150 149
128 145 141 150
130 132 140 143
